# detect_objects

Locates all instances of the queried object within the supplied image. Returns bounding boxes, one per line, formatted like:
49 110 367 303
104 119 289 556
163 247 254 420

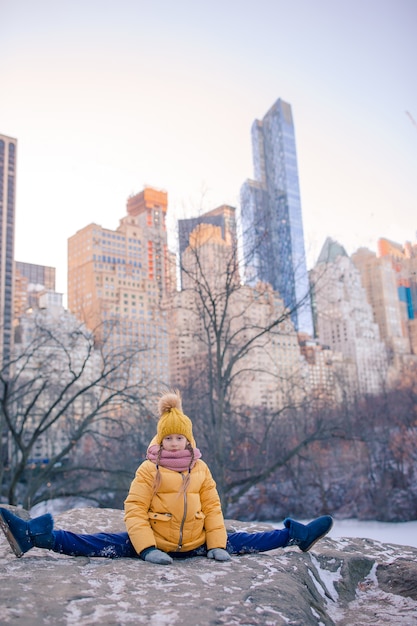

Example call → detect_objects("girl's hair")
182 442 195 494
151 441 195 498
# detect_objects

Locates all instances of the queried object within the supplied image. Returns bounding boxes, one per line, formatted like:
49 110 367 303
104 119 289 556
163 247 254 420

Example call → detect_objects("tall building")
67 186 171 395
377 237 417 354
298 334 344 405
0 134 17 368
178 204 236 288
311 238 388 396
351 247 411 358
178 205 236 258
240 99 313 335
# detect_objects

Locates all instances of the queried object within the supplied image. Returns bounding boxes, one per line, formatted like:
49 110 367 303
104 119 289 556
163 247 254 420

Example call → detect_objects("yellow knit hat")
156 390 195 446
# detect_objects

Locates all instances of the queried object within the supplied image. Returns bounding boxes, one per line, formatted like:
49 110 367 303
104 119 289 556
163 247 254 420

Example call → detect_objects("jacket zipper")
177 474 187 550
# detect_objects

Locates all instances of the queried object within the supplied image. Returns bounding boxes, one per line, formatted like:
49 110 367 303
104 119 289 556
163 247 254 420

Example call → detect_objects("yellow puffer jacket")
124 458 227 555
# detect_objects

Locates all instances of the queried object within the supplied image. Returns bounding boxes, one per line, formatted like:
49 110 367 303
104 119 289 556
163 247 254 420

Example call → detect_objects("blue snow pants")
52 527 290 559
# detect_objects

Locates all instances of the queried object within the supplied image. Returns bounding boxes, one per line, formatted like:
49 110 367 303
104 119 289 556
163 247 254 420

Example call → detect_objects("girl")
0 391 333 564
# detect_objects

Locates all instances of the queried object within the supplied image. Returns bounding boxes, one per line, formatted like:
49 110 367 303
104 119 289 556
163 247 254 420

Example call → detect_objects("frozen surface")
268 518 417 549
328 518 417 549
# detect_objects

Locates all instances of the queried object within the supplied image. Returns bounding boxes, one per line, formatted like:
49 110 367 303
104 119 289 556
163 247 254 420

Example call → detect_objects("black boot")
283 515 333 552
0 507 55 558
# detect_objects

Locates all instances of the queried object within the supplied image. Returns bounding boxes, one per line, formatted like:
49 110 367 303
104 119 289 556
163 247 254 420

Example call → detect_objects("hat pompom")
158 390 182 416
156 390 194 445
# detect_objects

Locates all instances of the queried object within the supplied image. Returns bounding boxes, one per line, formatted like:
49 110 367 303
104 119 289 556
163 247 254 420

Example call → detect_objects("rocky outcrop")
1 507 416 625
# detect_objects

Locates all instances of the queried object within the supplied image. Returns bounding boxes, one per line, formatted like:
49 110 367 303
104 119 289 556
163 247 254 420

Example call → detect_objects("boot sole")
0 511 24 558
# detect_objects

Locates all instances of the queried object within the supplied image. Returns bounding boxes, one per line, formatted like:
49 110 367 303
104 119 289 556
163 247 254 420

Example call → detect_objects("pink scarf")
147 445 202 472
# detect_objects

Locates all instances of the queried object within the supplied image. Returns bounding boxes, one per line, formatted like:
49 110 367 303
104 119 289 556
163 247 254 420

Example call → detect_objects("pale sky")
1 0 416 297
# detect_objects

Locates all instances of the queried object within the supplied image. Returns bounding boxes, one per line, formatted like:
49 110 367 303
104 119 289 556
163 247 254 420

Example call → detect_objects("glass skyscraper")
240 98 313 335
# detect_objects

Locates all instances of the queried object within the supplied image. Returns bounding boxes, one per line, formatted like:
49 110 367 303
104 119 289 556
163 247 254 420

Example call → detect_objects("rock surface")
1 507 416 625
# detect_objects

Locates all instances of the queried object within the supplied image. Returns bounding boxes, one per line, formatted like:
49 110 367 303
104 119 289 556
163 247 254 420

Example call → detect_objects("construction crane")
406 110 417 131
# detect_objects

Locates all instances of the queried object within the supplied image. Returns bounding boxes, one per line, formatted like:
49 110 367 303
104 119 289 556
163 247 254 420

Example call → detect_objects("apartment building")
377 237 417 355
351 247 411 364
68 187 171 395
311 238 388 395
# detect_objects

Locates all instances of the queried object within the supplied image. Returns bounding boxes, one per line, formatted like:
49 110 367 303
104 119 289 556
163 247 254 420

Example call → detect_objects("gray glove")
143 548 173 565
207 548 231 562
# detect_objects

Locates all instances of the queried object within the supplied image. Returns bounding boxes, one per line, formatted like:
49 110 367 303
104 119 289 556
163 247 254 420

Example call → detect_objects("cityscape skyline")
1 1 415 298
12 184 417 415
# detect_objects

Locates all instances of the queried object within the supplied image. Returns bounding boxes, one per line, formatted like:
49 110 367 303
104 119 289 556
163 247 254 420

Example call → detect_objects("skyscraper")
377 237 417 355
240 99 313 335
178 205 236 258
178 204 236 287
351 247 411 358
311 238 388 396
67 186 171 395
0 134 17 368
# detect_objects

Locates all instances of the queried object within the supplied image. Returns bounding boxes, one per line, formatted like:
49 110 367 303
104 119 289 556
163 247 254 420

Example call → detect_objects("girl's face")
162 434 188 452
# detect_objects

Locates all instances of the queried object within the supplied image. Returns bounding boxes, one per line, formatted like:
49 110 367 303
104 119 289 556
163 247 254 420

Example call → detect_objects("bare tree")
0 310 155 508
169 220 333 513
286 371 417 523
